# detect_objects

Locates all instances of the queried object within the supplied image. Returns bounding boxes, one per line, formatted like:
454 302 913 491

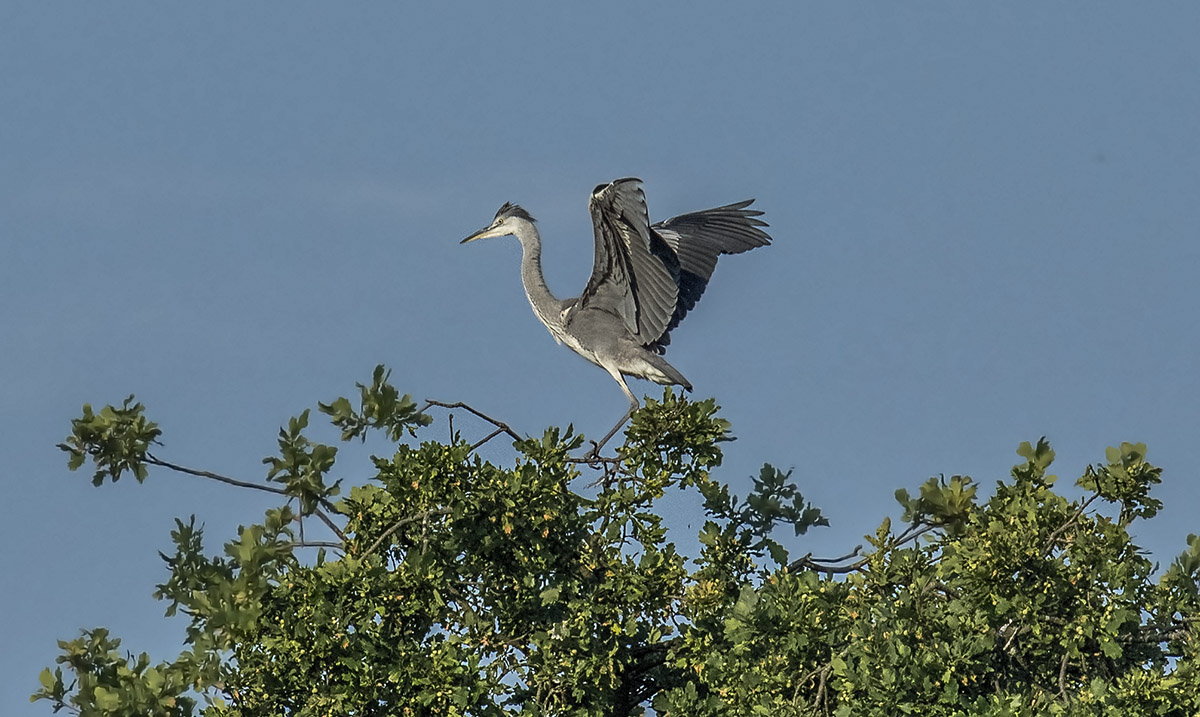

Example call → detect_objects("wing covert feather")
648 199 773 351
580 179 679 344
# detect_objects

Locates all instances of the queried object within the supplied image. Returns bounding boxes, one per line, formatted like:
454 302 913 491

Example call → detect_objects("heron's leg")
586 369 640 459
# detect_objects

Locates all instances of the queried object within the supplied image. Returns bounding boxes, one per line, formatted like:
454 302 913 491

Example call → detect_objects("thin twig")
894 521 935 544
568 454 623 465
921 579 954 598
1057 652 1069 700
471 427 509 451
423 400 521 442
798 649 844 691
998 619 1014 649
145 452 347 541
573 455 628 472
420 511 430 554
289 541 345 550
311 509 348 542
1001 621 1029 652
811 546 864 565
789 524 935 574
147 453 286 496
583 459 624 488
365 507 453 555
790 556 871 575
815 664 829 714
1123 627 1191 644
794 658 837 712
1044 493 1101 554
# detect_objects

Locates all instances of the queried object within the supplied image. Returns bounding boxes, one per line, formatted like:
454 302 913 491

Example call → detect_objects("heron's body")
462 178 771 452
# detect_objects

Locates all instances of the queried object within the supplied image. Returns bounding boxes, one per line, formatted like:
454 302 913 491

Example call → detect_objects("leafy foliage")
39 368 1199 715
57 396 161 486
261 410 341 516
318 364 432 443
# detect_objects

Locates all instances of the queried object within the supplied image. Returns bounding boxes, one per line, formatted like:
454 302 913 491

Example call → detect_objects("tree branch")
1123 627 1192 644
311 510 348 542
792 660 835 713
146 452 287 496
569 454 623 466
423 400 521 444
789 523 935 574
289 541 344 550
803 546 864 566
144 452 347 541
365 507 453 555
790 555 870 575
471 427 510 451
1044 493 1100 555
815 663 829 714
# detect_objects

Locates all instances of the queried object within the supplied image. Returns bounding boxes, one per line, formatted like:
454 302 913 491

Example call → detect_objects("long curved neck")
513 220 562 332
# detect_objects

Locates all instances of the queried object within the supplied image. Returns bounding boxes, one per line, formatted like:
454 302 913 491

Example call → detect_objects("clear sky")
3 3 1198 712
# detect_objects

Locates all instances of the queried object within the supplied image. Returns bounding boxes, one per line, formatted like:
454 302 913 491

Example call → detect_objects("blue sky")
3 3 1198 711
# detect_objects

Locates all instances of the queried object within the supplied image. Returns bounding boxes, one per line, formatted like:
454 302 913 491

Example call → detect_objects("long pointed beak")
460 225 493 244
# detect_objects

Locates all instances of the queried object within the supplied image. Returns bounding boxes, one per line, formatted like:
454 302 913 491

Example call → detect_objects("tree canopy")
36 366 1200 715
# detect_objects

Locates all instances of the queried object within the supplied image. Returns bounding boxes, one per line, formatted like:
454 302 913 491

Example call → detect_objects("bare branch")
365 507 453 555
582 458 625 488
790 555 870 575
813 546 864 565
569 453 623 466
1001 621 1029 653
789 524 935 574
470 427 510 451
311 509 348 542
1044 493 1101 555
794 655 840 712
145 452 347 541
146 452 287 497
289 541 344 550
894 521 936 544
423 400 521 443
1123 627 1192 644
815 663 829 714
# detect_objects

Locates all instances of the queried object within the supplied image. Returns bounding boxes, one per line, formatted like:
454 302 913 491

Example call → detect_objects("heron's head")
461 202 537 244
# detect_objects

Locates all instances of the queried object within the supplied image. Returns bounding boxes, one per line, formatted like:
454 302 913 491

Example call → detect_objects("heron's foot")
582 440 604 463
577 440 622 467
579 442 625 488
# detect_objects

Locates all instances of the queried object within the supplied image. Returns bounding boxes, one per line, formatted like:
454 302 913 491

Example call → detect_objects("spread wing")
578 178 680 345
650 199 772 351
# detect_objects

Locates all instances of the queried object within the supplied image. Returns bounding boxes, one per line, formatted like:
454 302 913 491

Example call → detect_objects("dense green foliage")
38 367 1200 715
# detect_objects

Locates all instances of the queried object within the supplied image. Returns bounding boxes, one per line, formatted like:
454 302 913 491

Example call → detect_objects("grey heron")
461 178 771 455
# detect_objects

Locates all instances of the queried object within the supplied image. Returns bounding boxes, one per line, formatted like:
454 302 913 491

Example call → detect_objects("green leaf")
765 538 789 566
39 387 1200 716
92 685 119 711
37 667 55 690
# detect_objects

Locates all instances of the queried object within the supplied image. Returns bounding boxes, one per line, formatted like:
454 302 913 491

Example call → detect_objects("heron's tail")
639 353 692 391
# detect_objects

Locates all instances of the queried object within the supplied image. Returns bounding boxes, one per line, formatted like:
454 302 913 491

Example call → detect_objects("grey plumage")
461 177 772 454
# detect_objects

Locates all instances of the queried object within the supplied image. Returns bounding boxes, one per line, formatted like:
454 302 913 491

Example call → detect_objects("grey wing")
578 178 680 345
650 199 772 351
